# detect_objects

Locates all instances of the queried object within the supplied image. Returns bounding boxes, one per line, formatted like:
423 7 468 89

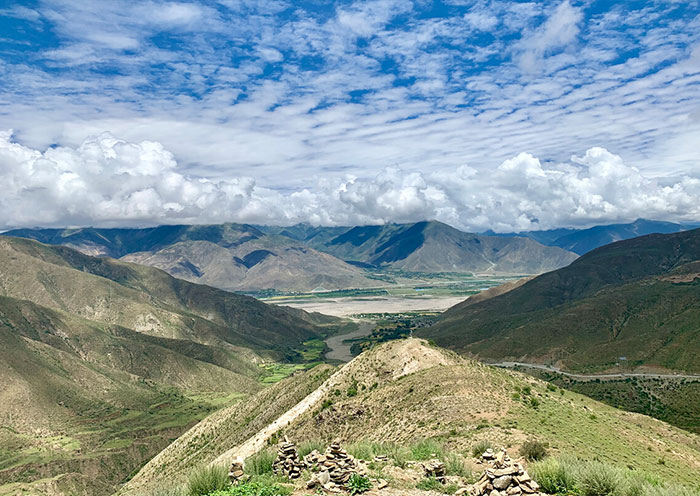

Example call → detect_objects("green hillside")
422 228 700 373
0 237 327 495
123 339 700 496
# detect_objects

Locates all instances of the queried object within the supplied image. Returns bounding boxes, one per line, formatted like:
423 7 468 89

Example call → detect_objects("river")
323 320 375 362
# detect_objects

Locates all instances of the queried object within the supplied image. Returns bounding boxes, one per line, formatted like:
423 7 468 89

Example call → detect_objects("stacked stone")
323 441 359 485
228 459 246 485
303 449 325 468
305 441 363 492
422 459 447 483
472 449 542 496
272 439 305 479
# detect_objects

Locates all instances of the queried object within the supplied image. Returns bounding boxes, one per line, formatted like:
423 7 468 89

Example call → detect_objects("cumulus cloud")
2 131 700 232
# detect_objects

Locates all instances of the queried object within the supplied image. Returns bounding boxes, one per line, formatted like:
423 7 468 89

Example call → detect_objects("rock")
493 476 513 490
422 459 447 483
377 479 389 490
482 449 495 460
455 488 469 496
228 459 246 485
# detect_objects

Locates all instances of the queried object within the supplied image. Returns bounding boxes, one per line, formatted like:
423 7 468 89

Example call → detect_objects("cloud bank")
3 131 700 232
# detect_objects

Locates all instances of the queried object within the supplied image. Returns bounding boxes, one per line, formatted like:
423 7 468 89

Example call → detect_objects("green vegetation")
531 457 700 496
519 439 548 461
244 449 276 476
544 374 700 434
346 473 372 495
207 481 291 496
416 477 458 494
470 440 493 458
424 228 700 373
186 465 229 496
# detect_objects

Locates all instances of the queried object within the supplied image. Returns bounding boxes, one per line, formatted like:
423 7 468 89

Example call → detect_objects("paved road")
492 361 700 381
324 320 375 362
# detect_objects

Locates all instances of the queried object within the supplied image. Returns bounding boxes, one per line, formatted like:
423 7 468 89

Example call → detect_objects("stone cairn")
422 459 447 483
272 438 305 479
305 441 362 491
472 448 542 496
228 458 247 485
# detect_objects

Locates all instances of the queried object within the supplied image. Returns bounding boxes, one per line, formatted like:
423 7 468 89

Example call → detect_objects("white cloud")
516 0 583 72
1 0 699 220
3 131 700 232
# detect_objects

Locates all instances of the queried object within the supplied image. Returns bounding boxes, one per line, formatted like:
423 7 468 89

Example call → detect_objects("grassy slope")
129 340 700 493
0 237 327 495
120 364 335 494
522 368 700 434
423 229 700 372
0 236 321 355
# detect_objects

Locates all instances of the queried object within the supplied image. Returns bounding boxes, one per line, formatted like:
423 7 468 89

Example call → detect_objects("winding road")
492 361 700 381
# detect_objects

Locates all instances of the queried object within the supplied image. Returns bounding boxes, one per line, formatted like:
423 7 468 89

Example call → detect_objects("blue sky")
1 0 699 231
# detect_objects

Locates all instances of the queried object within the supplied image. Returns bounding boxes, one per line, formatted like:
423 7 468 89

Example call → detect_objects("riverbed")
323 319 375 362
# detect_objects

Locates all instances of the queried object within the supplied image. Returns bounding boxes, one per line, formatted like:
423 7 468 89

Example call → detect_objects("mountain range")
4 221 578 292
0 236 326 494
423 227 700 373
486 218 699 255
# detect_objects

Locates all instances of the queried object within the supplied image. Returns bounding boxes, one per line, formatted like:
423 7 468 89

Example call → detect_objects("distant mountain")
3 224 378 292
487 219 698 255
306 220 578 274
4 222 579 291
422 228 700 373
0 236 324 494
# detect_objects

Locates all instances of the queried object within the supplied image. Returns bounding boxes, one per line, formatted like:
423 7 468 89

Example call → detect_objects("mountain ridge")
421 228 700 373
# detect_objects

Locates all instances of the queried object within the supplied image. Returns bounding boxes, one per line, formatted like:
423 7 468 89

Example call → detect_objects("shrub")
186 464 229 496
576 461 625 496
519 440 548 461
470 440 493 458
347 473 372 495
245 449 276 476
532 457 700 496
531 457 577 495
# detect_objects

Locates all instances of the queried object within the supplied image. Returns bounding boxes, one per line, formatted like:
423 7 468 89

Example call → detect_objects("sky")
1 0 699 232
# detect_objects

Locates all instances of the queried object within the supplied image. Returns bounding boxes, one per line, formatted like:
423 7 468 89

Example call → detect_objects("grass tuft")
186 464 229 496
245 449 276 476
519 439 548 461
470 440 493 458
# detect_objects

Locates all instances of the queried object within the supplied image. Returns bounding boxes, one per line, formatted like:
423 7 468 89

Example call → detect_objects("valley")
2 225 700 496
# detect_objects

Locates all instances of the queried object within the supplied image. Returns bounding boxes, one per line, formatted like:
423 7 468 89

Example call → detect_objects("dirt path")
213 357 355 465
493 361 700 381
324 320 375 362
